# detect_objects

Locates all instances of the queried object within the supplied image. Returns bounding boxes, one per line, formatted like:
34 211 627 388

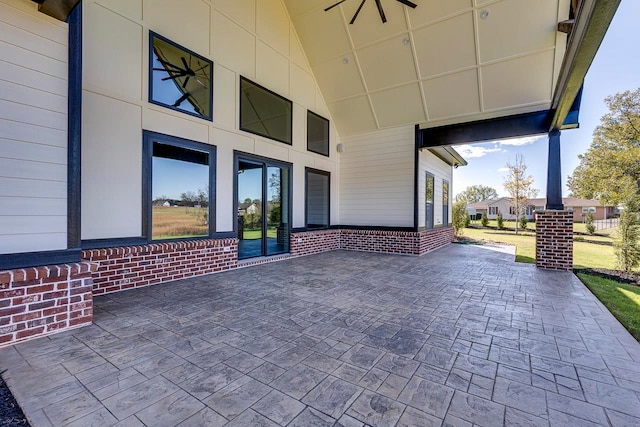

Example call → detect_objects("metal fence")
592 218 620 231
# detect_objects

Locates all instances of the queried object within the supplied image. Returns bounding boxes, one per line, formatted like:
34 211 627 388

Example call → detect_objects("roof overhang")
427 146 468 168
31 0 81 21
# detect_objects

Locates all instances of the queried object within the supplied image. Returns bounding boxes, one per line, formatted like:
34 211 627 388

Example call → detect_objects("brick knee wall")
536 211 573 270
291 227 454 257
0 262 97 348
82 238 238 295
290 229 341 257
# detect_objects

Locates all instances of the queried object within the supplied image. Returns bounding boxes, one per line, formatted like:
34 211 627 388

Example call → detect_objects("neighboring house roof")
467 197 613 209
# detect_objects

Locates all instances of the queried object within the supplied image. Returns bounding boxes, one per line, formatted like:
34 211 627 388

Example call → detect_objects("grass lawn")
242 227 277 239
576 272 640 341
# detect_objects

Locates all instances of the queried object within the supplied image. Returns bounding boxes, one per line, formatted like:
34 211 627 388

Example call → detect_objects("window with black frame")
306 168 330 229
307 111 329 157
149 32 213 120
443 180 450 226
426 172 434 229
240 77 292 144
143 131 215 241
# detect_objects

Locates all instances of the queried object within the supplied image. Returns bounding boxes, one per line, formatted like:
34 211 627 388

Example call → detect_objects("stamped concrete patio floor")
2 244 640 427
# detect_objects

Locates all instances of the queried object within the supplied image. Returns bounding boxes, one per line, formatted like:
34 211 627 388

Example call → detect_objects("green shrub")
452 200 467 238
481 213 489 227
519 215 528 230
585 211 595 235
464 214 471 228
497 212 504 230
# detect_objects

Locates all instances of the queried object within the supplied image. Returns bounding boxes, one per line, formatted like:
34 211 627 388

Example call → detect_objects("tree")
452 200 467 238
503 154 538 234
497 212 504 230
568 89 640 205
614 178 640 272
481 213 489 227
585 212 595 235
455 185 499 204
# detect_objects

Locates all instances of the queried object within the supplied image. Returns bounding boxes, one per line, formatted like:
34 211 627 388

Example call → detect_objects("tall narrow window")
306 168 330 229
240 77 292 144
143 131 216 241
443 180 450 226
426 173 434 229
307 111 329 157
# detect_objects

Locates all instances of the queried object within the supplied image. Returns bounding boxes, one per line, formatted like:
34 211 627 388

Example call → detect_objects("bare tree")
503 154 538 234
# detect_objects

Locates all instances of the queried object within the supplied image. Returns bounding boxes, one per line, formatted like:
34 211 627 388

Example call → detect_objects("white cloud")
497 136 544 146
497 167 509 172
456 144 502 159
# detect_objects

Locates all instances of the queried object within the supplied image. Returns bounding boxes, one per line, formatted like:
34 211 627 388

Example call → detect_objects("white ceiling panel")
312 54 365 102
423 69 480 119
285 0 567 135
370 83 426 127
328 96 377 134
357 35 417 91
481 50 555 111
413 12 476 78
477 0 558 63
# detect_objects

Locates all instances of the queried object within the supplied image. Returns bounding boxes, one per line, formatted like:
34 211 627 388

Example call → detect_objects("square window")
143 131 216 241
240 76 292 144
149 32 213 120
307 111 329 157
306 168 330 229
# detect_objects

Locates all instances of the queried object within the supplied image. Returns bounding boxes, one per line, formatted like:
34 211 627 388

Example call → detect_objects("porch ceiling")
284 0 570 136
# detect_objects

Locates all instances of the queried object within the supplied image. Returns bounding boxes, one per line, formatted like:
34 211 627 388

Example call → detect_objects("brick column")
0 262 97 347
536 211 573 270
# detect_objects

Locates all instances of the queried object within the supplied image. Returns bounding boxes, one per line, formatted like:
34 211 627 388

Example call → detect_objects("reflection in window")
443 180 449 226
442 180 449 227
306 169 330 229
151 141 211 240
307 111 329 157
240 77 292 144
426 173 434 229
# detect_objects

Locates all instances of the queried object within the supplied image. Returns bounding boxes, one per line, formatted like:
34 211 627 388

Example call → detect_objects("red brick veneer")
83 239 238 295
0 262 97 347
291 227 454 257
536 211 573 270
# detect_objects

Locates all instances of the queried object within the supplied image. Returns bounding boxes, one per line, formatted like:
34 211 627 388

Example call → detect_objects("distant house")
466 198 616 222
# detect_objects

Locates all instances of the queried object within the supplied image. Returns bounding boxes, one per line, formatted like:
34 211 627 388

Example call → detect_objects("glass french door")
237 155 290 259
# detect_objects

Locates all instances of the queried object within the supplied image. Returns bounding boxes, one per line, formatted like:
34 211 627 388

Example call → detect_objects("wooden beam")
31 0 81 21
557 19 575 34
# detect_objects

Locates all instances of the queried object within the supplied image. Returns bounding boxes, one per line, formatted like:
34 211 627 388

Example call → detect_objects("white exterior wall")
81 0 339 239
339 126 414 227
417 149 453 229
0 0 68 254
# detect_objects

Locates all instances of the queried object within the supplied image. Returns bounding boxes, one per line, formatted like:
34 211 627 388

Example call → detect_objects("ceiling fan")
324 0 417 24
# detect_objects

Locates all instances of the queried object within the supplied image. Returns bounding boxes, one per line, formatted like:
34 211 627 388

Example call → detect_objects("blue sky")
453 0 640 199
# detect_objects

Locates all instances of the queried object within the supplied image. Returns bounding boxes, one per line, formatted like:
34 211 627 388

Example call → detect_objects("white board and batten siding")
81 0 339 239
0 0 68 255
339 126 415 227
418 149 453 229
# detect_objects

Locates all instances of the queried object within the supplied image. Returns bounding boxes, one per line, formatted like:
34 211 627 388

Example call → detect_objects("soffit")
284 0 570 136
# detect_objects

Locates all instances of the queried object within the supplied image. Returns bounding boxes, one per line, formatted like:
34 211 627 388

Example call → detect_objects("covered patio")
1 244 639 427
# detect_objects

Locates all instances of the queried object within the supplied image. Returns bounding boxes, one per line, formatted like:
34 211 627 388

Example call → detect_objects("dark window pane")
240 77 292 144
306 170 330 229
443 180 449 225
150 33 213 120
426 173 434 229
307 111 329 156
152 142 210 240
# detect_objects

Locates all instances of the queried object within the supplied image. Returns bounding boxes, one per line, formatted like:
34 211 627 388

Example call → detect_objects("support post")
546 130 563 210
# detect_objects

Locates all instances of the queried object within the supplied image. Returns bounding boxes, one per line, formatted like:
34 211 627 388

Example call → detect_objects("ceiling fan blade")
173 92 190 107
350 0 367 24
162 72 186 81
374 0 387 23
324 0 347 12
181 57 189 71
396 0 417 8
156 58 183 70
182 76 191 89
